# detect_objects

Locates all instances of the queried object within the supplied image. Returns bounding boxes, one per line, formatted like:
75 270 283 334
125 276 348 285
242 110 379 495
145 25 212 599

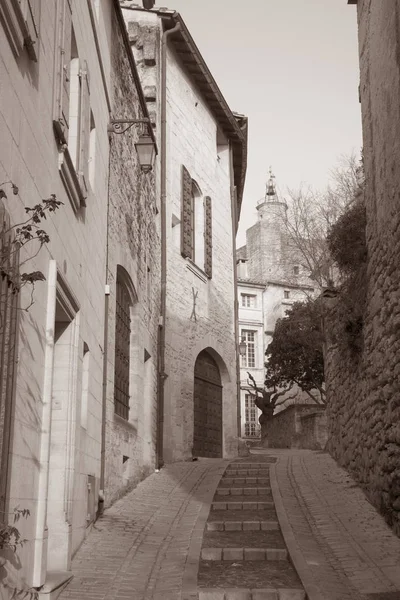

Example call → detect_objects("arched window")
114 273 133 420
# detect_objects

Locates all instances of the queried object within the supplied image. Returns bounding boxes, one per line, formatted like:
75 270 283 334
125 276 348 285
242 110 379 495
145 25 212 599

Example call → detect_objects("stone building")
325 0 400 536
0 0 157 596
237 172 315 439
121 3 248 462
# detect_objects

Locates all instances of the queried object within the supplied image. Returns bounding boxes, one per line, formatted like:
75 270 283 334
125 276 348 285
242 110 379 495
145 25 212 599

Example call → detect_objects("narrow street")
60 451 400 600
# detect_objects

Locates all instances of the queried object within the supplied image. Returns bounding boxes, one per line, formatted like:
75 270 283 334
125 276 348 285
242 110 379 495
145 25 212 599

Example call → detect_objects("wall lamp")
108 118 156 173
238 338 247 357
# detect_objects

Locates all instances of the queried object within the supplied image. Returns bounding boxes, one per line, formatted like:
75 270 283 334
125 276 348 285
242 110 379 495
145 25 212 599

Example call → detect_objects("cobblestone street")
59 451 400 600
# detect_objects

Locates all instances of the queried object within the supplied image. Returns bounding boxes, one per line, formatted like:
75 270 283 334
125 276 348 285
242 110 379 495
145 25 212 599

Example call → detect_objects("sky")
164 0 363 247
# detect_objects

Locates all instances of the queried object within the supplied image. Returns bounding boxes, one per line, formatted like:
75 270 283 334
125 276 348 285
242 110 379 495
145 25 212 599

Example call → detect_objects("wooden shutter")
181 165 194 260
24 0 39 61
53 0 72 145
77 59 90 201
204 195 212 278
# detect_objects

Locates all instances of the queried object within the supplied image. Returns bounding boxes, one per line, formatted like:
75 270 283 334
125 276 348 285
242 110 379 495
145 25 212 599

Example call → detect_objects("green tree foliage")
265 300 325 405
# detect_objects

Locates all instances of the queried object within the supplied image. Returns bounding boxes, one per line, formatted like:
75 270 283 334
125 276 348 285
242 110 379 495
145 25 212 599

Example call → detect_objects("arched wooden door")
193 350 222 458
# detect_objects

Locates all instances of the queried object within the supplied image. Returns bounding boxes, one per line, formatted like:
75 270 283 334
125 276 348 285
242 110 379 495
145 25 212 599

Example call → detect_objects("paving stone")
243 488 258 496
217 489 230 496
224 589 252 600
266 548 287 561
224 521 242 531
222 547 244 561
227 502 242 510
243 521 260 531
231 488 244 496
261 521 279 531
207 522 224 531
213 502 227 510
198 590 224 600
277 590 306 600
243 502 258 510
202 548 223 561
251 590 279 600
244 548 265 561
257 502 274 509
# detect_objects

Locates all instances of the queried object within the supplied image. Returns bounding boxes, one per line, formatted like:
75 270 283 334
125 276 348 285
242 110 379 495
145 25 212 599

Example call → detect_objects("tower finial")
265 166 276 199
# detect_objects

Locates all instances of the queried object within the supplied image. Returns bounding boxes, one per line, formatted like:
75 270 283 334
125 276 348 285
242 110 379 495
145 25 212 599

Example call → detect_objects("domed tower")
246 168 289 281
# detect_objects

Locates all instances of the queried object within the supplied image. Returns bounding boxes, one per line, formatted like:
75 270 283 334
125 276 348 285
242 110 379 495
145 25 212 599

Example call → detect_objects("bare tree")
281 152 362 290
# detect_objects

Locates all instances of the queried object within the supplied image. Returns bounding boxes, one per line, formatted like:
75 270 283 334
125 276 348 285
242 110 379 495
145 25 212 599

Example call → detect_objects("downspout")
156 17 181 469
32 260 57 587
229 148 242 443
99 133 112 512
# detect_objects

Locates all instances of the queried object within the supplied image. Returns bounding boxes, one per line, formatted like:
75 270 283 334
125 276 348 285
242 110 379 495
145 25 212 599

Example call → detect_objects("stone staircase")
197 458 306 600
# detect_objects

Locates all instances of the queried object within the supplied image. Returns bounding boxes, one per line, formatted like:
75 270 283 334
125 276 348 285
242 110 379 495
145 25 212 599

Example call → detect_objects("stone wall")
267 405 326 449
325 0 400 536
104 7 160 508
123 9 240 463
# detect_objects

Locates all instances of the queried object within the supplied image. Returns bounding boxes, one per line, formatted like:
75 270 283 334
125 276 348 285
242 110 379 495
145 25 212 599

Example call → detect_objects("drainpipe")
99 134 112 512
229 148 242 443
32 260 57 587
156 17 181 470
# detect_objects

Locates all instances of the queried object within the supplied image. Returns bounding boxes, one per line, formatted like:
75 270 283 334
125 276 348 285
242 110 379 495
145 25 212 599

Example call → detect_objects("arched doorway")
193 350 222 458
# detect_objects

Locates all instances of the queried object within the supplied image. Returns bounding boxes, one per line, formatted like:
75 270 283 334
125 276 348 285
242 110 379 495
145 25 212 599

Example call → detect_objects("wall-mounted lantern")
238 338 247 357
108 118 157 173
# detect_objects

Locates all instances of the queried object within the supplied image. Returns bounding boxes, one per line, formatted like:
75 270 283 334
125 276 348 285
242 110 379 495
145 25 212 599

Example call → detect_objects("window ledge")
186 259 208 283
113 412 138 433
59 147 87 212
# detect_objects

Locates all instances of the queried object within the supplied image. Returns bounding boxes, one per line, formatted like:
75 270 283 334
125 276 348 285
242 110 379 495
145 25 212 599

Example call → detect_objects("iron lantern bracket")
107 118 150 135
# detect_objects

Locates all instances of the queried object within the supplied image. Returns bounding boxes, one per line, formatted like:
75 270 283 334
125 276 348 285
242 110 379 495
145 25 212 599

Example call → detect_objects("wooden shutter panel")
204 196 212 278
24 0 39 61
53 0 72 145
181 165 194 260
78 59 90 202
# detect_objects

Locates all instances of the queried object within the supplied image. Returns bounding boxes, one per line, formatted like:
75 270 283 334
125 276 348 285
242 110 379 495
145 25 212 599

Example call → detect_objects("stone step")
201 548 288 561
229 462 275 468
212 501 275 511
207 520 279 532
198 588 306 599
225 470 270 477
216 487 271 496
221 477 270 486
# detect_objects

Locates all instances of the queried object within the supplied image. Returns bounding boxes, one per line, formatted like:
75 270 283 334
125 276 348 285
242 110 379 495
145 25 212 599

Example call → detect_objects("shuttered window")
53 0 73 145
54 3 91 209
181 166 213 278
0 0 40 61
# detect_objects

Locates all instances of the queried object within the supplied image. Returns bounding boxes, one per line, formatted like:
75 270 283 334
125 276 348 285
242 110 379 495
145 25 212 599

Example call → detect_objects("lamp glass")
238 340 247 356
135 135 156 172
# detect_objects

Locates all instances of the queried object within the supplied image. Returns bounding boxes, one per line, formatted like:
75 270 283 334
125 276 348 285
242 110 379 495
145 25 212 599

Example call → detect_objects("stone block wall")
325 0 400 536
104 7 160 507
267 405 325 449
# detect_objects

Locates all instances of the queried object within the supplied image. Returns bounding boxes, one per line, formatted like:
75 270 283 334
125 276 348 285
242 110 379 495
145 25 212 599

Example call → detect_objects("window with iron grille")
114 278 131 420
241 293 256 308
241 330 256 368
245 394 259 437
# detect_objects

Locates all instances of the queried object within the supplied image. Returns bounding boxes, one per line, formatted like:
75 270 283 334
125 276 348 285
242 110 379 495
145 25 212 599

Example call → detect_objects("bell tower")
246 168 289 281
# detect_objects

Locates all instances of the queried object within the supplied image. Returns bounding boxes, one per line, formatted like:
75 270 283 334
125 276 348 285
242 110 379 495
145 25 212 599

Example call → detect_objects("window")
53 0 91 210
241 293 256 308
293 266 299 275
284 290 290 299
241 330 256 368
181 165 212 278
80 343 90 429
88 112 96 189
245 394 260 438
0 0 40 62
114 277 132 420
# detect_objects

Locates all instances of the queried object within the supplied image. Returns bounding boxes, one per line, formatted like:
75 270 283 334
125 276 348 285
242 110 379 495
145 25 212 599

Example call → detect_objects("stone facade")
237 177 317 439
122 5 247 463
103 5 160 507
267 404 327 450
325 0 400 536
0 0 156 596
